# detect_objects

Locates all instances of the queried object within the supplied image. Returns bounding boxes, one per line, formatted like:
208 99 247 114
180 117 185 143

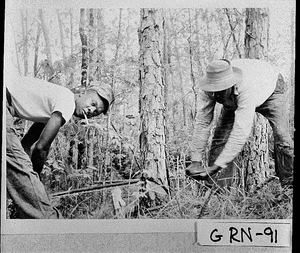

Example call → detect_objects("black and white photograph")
2 0 294 252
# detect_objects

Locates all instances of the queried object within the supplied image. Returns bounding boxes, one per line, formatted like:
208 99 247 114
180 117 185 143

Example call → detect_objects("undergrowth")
49 167 293 220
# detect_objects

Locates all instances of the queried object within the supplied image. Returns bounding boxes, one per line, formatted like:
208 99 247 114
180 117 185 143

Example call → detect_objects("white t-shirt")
7 76 75 124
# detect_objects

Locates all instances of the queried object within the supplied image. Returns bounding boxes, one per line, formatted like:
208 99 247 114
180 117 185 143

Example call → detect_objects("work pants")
6 107 61 218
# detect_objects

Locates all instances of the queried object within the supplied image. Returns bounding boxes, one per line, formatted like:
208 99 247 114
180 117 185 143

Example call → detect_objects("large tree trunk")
244 9 269 60
138 9 168 189
239 8 270 192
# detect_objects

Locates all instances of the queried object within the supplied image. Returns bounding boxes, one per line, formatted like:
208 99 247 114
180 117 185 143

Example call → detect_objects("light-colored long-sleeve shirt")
190 59 279 168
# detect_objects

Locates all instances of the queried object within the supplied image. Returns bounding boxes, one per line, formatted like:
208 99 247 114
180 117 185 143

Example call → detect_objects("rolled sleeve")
214 101 256 168
190 91 216 161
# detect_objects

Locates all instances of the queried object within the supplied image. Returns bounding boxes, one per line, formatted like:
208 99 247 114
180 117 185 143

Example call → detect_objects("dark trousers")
6 106 61 218
208 75 294 187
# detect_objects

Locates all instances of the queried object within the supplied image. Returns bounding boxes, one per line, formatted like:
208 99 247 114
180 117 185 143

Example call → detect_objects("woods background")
4 4 295 219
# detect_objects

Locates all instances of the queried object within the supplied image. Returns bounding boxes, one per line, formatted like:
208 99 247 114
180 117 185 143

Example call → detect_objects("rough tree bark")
236 8 271 192
138 9 168 189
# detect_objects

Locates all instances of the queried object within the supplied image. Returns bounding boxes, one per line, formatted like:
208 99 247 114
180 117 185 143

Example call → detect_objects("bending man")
6 76 114 218
186 59 293 187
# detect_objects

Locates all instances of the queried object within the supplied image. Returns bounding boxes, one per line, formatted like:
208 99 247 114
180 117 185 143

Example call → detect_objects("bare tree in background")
21 10 28 76
39 9 55 79
79 8 89 87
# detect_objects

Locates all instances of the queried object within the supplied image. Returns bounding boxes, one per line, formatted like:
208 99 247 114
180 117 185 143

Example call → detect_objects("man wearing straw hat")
186 59 293 187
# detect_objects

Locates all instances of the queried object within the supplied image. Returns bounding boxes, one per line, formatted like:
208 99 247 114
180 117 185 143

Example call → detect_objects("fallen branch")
52 179 140 198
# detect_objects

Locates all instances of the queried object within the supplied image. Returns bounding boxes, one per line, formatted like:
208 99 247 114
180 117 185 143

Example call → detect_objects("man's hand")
207 164 221 174
31 145 50 175
186 162 221 180
186 162 203 175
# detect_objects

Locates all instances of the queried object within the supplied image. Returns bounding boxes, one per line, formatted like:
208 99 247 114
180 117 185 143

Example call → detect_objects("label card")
197 220 291 247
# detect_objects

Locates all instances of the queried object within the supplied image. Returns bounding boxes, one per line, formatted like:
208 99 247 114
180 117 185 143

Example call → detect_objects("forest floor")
6 171 293 220
49 174 293 220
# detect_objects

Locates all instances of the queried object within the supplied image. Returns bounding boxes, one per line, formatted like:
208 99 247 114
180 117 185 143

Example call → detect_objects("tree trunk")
69 9 75 86
111 9 123 89
57 10 67 70
289 7 295 135
187 9 198 122
33 23 41 77
225 8 242 58
87 127 95 167
88 9 97 83
169 10 187 127
138 8 168 189
39 9 55 78
216 9 228 59
162 9 170 144
96 9 105 82
244 8 269 60
204 9 213 61
21 10 28 76
79 8 89 87
239 8 270 191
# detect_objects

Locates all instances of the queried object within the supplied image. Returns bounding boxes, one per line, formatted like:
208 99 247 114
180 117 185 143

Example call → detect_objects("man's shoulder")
231 58 274 69
231 59 278 79
18 76 72 94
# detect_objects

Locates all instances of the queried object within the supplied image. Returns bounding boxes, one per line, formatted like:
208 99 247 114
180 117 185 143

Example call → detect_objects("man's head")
199 59 242 92
74 82 114 119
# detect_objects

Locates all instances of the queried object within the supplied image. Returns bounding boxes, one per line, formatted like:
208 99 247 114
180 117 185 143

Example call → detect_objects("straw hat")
199 59 243 92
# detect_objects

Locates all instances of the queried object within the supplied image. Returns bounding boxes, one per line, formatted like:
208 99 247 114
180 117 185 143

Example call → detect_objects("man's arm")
214 102 256 169
21 123 46 156
190 91 216 161
31 111 65 175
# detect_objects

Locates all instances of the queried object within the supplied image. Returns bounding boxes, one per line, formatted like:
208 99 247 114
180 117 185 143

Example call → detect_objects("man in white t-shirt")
6 76 114 218
186 59 293 188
